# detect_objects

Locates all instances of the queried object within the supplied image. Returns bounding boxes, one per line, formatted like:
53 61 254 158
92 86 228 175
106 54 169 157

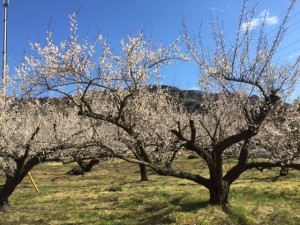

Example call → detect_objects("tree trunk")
279 166 289 176
139 163 148 181
0 173 26 211
83 159 99 172
208 181 230 205
0 176 11 211
0 158 40 211
77 159 99 172
208 150 230 206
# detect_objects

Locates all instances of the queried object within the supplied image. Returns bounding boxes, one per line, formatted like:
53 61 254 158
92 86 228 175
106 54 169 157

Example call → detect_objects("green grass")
0 159 299 225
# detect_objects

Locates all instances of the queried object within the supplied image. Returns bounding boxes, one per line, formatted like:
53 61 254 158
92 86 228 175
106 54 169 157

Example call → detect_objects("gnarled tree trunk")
208 180 230 205
81 159 99 172
0 158 39 211
0 175 23 210
208 151 230 205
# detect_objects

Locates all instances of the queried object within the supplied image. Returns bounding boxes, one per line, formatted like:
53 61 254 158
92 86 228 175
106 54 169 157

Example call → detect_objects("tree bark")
139 163 148 181
77 159 99 172
0 158 39 211
0 173 27 211
208 180 230 205
0 175 12 210
279 166 289 176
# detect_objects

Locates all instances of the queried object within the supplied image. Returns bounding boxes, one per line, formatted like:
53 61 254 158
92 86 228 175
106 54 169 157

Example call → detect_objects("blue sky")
2 0 300 90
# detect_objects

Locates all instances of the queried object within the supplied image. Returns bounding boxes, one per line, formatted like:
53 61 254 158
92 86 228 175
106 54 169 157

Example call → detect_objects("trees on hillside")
15 0 300 207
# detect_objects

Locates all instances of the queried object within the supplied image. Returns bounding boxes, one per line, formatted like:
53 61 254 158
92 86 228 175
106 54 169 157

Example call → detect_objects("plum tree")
176 0 300 205
0 98 104 210
17 12 188 181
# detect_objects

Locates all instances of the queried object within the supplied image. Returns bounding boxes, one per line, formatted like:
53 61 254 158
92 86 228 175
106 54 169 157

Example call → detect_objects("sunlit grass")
0 159 299 225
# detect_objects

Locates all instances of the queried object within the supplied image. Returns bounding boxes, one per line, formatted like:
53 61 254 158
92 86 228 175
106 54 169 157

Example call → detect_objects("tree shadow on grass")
170 196 210 212
138 209 176 225
137 196 210 224
222 205 253 225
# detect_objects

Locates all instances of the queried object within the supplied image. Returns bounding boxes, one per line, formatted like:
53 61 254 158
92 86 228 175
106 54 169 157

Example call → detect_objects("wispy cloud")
210 6 230 14
242 10 278 31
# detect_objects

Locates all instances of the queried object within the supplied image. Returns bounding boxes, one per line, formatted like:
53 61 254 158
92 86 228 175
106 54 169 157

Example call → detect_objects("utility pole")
2 0 8 100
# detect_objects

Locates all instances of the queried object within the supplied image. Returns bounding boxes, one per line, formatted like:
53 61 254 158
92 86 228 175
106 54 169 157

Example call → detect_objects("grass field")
0 158 299 225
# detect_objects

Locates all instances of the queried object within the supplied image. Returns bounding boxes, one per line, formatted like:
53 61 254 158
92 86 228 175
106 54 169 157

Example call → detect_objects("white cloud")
261 10 278 25
242 18 261 30
242 10 278 31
